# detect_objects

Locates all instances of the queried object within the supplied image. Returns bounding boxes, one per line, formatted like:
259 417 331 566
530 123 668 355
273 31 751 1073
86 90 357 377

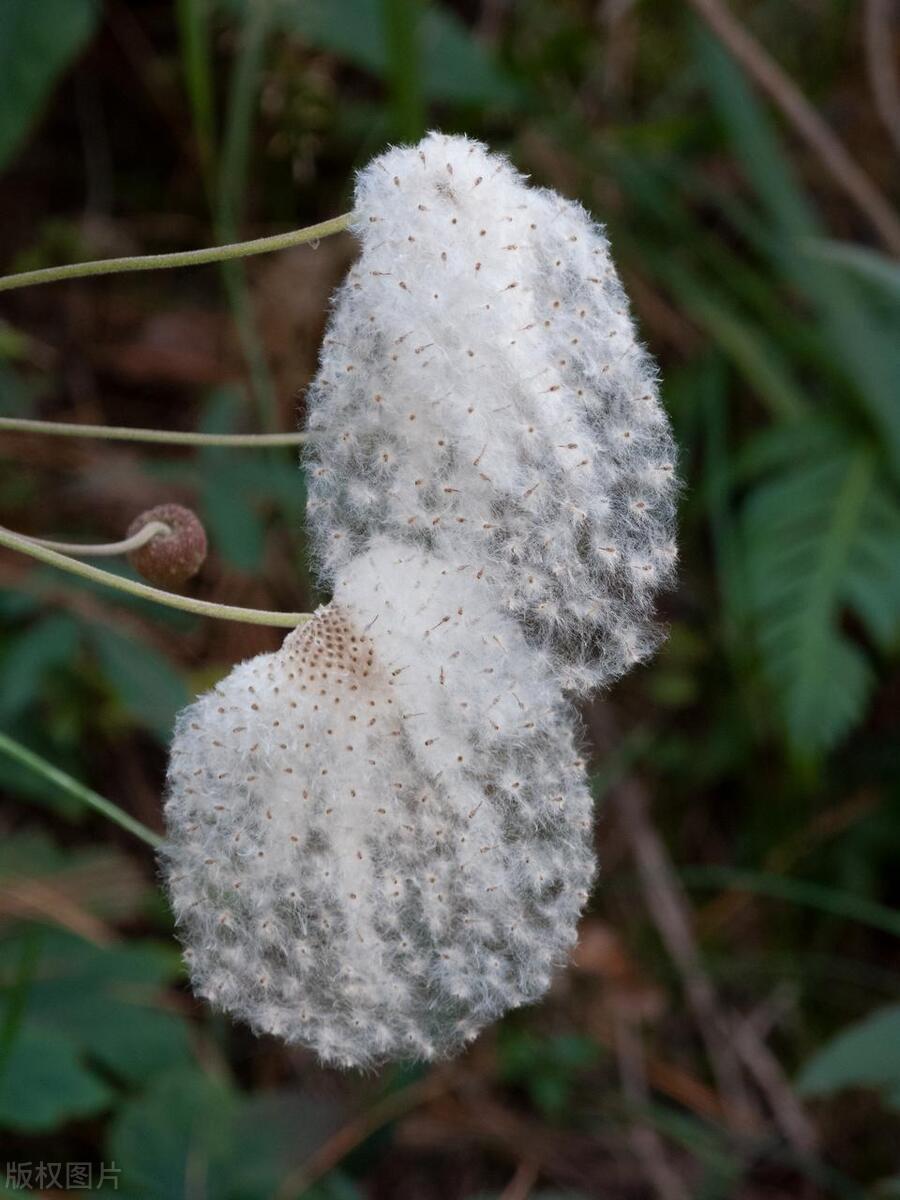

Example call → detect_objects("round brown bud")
127 504 207 589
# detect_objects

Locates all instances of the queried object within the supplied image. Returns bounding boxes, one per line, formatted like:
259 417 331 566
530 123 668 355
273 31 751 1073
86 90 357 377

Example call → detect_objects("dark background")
1 1 899 1196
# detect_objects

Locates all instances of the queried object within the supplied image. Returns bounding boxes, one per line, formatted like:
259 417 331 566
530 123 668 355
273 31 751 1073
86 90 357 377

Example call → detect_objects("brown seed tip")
127 504 207 589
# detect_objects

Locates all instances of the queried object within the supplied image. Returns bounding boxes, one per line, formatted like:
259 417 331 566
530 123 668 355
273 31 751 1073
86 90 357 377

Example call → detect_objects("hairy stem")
0 212 354 293
0 732 163 849
0 417 308 447
0 527 312 628
16 520 169 558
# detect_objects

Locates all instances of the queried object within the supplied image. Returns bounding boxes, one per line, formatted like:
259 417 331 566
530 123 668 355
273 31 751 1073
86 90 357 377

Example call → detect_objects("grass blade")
0 732 162 849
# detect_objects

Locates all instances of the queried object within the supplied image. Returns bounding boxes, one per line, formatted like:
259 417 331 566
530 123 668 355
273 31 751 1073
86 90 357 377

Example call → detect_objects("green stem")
176 0 217 189
0 731 162 849
382 0 427 142
14 520 169 558
0 417 308 447
0 213 354 293
216 0 277 428
0 527 312 628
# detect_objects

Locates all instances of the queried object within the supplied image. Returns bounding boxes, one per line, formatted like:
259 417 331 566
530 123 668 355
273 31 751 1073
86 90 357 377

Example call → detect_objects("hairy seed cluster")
306 132 677 694
162 133 677 1069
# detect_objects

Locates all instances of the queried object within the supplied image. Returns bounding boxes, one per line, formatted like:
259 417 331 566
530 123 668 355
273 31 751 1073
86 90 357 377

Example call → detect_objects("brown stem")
687 0 900 255
864 0 900 158
612 1006 690 1200
590 708 759 1134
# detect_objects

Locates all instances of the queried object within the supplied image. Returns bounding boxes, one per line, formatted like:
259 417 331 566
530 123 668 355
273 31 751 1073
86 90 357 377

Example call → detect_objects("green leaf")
0 930 41 1078
88 627 189 742
196 387 268 569
9 933 191 1086
804 240 900 303
695 22 900 474
382 0 426 141
0 1022 110 1131
109 1068 239 1197
662 265 807 422
109 1068 336 1199
202 472 267 571
498 1030 599 1117
235 457 307 511
227 0 521 107
416 3 522 106
176 0 217 178
0 613 80 720
797 1005 900 1105
0 0 102 171
741 430 899 757
693 23 816 240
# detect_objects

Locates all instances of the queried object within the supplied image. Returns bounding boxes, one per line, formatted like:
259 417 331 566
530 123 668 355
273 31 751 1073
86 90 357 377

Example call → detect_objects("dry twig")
731 1011 818 1155
275 1069 454 1200
499 1160 540 1200
864 0 900 158
612 1006 690 1200
592 708 820 1159
592 707 757 1133
686 0 900 254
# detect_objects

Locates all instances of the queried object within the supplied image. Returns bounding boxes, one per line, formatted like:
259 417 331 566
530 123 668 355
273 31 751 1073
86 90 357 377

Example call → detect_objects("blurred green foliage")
0 0 101 170
499 1029 601 1119
0 0 898 1195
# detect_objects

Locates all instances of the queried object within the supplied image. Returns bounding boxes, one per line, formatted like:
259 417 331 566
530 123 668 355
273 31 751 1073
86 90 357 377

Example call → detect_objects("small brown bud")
128 504 207 589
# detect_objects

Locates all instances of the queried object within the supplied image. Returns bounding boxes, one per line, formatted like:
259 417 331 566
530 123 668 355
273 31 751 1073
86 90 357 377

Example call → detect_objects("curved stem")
0 417 308 447
0 731 162 849
0 211 355 293
0 527 312 628
18 520 169 558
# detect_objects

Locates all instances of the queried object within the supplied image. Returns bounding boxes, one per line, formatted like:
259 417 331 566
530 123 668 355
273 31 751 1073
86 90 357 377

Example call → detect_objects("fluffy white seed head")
163 133 679 1067
163 540 595 1069
306 131 678 694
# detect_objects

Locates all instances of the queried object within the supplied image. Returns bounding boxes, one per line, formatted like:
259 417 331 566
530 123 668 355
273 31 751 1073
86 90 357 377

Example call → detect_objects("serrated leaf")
797 1005 900 1103
0 1022 110 1131
0 0 102 171
741 431 899 756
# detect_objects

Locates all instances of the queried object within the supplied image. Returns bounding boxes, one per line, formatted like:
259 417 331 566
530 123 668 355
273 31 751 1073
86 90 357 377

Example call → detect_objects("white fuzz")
163 133 678 1067
306 131 677 693
163 540 595 1069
